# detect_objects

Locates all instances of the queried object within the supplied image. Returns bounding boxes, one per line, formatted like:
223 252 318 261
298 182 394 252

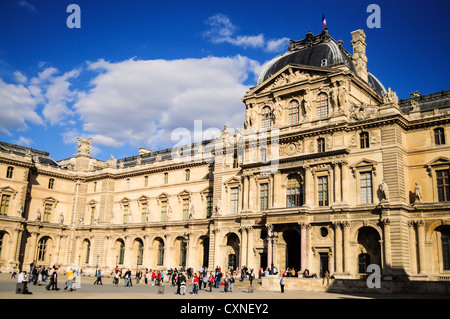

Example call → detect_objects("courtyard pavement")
0 273 448 300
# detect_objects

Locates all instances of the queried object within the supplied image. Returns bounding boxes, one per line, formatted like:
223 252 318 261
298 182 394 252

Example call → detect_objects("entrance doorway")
319 253 329 278
228 254 237 270
283 229 301 273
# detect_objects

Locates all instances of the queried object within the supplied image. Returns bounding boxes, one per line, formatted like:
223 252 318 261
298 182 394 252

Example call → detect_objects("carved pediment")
349 158 378 178
425 157 450 176
248 65 332 96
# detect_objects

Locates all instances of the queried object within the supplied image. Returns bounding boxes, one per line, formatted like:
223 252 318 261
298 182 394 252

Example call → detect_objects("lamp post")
96 254 99 276
267 233 277 275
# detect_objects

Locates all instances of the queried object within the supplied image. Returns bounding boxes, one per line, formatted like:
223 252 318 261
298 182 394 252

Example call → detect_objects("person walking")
223 275 229 293
280 274 285 293
229 274 235 292
64 268 74 291
322 270 331 286
94 268 103 285
180 273 187 295
114 270 120 287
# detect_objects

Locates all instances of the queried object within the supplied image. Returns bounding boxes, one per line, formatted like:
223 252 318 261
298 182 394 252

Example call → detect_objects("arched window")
137 240 144 266
37 237 49 262
261 106 273 129
118 241 125 265
289 100 300 125
441 228 450 270
157 240 164 266
287 175 303 207
164 172 169 184
317 93 329 120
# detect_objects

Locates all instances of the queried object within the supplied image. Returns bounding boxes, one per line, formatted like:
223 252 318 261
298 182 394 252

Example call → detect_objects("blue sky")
0 0 449 161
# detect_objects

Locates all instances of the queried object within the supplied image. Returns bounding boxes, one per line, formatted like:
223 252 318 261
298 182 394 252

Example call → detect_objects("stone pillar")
333 162 341 204
248 175 256 211
243 175 249 210
408 221 418 275
417 220 427 274
333 222 343 274
240 227 248 268
213 229 221 268
299 222 308 271
273 172 281 208
342 221 351 274
266 224 273 271
341 162 349 204
304 165 313 207
382 219 392 274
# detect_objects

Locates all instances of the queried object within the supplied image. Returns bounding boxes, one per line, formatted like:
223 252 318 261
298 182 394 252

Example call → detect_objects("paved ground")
0 273 448 300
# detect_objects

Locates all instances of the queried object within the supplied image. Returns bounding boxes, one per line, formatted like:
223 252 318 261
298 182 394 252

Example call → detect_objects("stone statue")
303 90 312 120
383 87 399 105
189 205 195 219
414 182 422 202
58 212 64 224
107 154 117 167
273 97 283 125
244 104 256 129
215 199 221 214
167 206 173 220
379 180 389 201
77 137 92 156
338 84 347 111
36 209 41 221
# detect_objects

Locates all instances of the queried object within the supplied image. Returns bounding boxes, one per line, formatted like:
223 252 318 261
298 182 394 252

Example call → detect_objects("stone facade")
0 29 449 282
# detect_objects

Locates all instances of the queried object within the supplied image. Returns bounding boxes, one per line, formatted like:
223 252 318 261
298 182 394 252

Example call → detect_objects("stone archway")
356 226 381 273
282 228 301 273
226 233 240 271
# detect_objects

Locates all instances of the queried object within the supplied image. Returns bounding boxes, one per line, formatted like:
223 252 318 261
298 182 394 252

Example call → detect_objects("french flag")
322 11 326 29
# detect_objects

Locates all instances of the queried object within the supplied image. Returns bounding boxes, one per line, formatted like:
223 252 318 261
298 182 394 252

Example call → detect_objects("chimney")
351 29 368 82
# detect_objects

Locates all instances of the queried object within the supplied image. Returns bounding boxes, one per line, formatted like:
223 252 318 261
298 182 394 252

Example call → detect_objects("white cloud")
204 13 289 53
18 0 37 14
13 136 33 147
0 79 43 135
13 71 28 84
74 55 261 151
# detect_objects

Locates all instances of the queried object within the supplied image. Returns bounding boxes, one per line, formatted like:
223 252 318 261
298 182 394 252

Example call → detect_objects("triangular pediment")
246 64 334 97
224 176 241 185
0 186 17 195
426 157 450 167
350 158 379 168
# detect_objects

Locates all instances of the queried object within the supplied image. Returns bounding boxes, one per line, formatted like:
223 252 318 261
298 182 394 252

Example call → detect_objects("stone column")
213 229 221 268
273 172 281 208
243 175 249 210
342 221 351 274
333 222 343 274
417 220 427 274
382 219 392 274
333 162 341 204
266 224 273 271
408 221 418 275
239 227 248 268
341 161 349 204
304 165 313 207
299 222 308 271
248 175 256 211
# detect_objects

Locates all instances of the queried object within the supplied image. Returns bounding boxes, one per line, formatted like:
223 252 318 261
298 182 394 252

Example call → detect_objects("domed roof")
257 29 386 94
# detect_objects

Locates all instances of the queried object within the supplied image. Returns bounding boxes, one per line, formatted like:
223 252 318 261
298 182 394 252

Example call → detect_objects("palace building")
1 28 449 282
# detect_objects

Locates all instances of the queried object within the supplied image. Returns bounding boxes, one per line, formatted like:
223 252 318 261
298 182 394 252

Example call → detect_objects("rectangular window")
182 198 189 220
141 202 148 223
90 206 96 225
144 176 149 187
260 183 269 211
123 204 129 224
43 203 52 222
317 138 325 153
360 172 373 204
360 132 370 149
437 169 450 202
161 201 167 221
164 173 168 184
6 166 13 179
93 181 97 192
0 195 11 215
230 187 239 214
318 176 329 206
185 169 190 181
435 128 446 145
206 196 213 218
48 178 54 189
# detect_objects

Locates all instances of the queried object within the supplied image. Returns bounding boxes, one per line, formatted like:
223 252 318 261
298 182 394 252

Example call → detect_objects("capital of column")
298 222 310 229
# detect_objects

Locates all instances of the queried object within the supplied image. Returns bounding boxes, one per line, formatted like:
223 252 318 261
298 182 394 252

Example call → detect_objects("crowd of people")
13 260 333 294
